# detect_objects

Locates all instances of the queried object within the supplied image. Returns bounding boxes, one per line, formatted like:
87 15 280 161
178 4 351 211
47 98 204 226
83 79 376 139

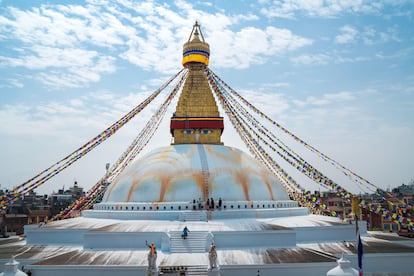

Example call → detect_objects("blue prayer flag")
358 232 363 276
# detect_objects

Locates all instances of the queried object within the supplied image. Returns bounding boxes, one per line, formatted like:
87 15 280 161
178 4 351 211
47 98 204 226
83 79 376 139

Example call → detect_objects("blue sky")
0 0 413 195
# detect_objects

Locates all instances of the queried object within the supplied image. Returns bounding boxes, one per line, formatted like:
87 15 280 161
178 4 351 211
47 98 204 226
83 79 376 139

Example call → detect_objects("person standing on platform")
206 198 210 210
218 197 222 210
209 242 217 269
146 240 156 255
211 197 215 210
198 197 202 209
145 240 157 269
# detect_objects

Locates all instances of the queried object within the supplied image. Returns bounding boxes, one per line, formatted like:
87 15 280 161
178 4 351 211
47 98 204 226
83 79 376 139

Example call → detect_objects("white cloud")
0 89 156 139
69 99 84 107
333 25 401 46
0 78 24 88
362 26 377 45
211 26 312 69
36 102 82 116
0 5 136 48
292 91 354 108
290 51 371 66
0 46 116 88
291 54 330 65
0 1 312 88
88 91 115 101
1 46 99 69
363 26 401 45
335 25 358 44
120 33 182 74
0 3 133 88
0 103 85 138
335 55 370 63
240 89 291 117
262 82 290 88
324 91 355 101
260 0 388 19
96 1 311 71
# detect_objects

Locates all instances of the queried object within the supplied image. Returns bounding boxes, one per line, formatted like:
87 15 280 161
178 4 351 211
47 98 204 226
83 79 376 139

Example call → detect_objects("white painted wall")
295 224 363 243
25 266 147 276
82 207 309 221
212 230 296 248
24 225 86 245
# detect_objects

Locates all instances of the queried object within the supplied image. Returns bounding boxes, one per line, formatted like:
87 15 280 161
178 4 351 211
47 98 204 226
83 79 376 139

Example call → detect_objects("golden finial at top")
182 21 210 67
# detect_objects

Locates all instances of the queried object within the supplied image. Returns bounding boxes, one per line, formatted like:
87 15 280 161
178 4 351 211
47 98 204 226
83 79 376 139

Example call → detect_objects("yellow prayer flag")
352 196 360 217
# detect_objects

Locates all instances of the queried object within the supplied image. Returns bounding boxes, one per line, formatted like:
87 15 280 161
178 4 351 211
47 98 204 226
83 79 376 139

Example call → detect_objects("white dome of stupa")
102 144 289 203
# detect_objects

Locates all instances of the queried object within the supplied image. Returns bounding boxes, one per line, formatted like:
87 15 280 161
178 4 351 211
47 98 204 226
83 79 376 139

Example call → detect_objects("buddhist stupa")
2 22 414 276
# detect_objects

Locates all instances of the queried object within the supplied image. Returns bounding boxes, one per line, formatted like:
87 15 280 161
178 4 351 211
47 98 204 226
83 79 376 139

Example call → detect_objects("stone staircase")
185 265 208 275
169 231 209 253
182 211 206 221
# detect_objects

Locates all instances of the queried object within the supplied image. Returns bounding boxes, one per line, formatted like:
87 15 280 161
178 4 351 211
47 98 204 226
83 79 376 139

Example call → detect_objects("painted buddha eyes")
183 129 211 134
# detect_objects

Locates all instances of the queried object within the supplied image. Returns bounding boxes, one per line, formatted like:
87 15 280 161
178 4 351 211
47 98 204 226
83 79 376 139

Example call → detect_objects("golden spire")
170 22 223 145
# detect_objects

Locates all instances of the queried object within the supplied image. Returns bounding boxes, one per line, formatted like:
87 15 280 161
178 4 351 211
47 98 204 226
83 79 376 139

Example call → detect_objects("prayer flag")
358 231 363 276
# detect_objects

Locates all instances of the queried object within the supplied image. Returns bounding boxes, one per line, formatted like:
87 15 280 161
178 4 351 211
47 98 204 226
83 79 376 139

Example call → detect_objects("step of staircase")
182 211 205 221
186 265 208 276
169 231 209 253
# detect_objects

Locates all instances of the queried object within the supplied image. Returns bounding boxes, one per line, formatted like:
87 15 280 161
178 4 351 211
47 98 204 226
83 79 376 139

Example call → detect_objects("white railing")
93 200 299 212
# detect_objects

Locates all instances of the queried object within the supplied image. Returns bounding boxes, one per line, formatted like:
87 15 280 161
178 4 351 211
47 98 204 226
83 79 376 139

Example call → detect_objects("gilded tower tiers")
170 22 224 144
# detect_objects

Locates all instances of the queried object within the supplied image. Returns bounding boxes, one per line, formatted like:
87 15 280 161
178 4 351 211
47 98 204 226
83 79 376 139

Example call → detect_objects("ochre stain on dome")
151 146 183 165
234 168 252 201
192 171 206 199
170 170 205 200
161 169 203 202
115 156 207 202
125 167 196 202
263 177 275 201
156 172 172 202
105 173 124 200
103 145 289 203
206 145 243 164
208 166 255 201
106 149 185 201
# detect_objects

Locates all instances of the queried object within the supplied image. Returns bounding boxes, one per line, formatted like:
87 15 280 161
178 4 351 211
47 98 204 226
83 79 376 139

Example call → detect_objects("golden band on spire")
182 21 210 67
